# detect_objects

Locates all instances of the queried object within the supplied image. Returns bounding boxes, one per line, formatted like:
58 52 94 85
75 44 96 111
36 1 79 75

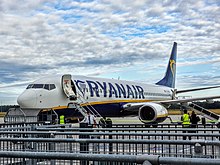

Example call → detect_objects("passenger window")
49 84 56 90
26 84 33 89
44 84 49 90
32 84 44 88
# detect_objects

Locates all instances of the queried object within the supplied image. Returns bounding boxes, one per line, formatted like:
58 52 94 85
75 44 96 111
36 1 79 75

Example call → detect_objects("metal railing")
0 122 219 164
1 151 220 165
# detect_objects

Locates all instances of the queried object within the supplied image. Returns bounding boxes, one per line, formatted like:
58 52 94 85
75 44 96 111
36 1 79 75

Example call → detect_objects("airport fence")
0 122 219 164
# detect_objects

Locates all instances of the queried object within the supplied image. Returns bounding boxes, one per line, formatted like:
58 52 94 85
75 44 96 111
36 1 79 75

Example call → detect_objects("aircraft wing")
122 95 220 111
176 86 220 94
157 95 220 104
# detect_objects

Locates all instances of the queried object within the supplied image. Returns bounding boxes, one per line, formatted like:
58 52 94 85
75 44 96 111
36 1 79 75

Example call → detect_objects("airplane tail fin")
156 42 177 88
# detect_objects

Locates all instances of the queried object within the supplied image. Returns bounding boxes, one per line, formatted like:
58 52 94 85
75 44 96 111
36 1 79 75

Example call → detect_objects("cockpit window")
32 84 44 88
26 84 56 90
50 84 56 90
26 84 33 89
44 84 49 90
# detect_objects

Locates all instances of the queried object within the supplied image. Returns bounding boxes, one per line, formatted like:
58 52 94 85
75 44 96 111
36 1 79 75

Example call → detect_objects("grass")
0 112 6 117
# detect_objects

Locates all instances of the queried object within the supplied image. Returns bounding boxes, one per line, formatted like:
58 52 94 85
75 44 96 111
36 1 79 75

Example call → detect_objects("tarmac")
0 115 182 124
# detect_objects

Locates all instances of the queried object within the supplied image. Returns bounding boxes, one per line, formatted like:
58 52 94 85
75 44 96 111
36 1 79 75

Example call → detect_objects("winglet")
156 42 177 88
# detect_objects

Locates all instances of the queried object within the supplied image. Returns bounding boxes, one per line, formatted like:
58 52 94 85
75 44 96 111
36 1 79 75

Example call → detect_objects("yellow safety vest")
182 114 190 126
60 115 65 124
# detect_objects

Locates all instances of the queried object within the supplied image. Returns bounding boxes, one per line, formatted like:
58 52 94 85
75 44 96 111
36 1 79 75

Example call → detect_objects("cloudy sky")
0 0 220 105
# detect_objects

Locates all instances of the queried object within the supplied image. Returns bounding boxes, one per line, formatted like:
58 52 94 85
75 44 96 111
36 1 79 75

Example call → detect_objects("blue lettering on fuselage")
132 85 138 99
136 85 145 99
74 79 145 99
74 80 86 95
86 80 100 97
126 84 134 98
96 81 107 97
115 83 126 98
108 82 118 98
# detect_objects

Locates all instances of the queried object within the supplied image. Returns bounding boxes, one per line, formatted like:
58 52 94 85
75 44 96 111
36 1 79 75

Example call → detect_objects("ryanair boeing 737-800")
16 42 220 124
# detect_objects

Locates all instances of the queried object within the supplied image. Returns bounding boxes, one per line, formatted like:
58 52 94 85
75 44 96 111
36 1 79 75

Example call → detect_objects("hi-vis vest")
60 115 65 124
182 114 190 126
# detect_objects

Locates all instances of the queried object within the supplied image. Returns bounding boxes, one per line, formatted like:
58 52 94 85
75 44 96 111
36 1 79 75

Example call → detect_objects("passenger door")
62 74 77 100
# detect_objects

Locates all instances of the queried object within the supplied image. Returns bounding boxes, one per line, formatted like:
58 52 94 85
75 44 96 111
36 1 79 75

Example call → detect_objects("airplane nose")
17 90 37 109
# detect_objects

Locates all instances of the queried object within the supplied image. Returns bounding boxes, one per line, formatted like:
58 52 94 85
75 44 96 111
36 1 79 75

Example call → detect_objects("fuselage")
17 74 173 117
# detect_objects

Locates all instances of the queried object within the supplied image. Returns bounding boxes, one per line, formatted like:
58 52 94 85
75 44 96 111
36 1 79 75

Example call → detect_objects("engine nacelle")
138 102 168 124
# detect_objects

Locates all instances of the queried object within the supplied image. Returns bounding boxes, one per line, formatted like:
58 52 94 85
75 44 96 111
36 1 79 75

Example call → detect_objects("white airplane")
17 42 220 124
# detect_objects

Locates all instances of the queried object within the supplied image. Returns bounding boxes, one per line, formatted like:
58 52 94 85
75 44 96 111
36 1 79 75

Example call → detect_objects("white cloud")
0 0 219 104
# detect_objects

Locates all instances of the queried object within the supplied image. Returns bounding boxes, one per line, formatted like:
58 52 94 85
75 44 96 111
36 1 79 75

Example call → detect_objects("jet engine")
138 102 168 124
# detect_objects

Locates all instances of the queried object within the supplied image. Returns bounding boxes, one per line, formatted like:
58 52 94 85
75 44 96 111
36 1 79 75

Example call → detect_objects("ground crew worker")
59 115 65 124
181 109 191 140
191 111 200 127
99 117 106 128
81 111 97 128
190 111 200 134
99 117 112 128
105 118 112 128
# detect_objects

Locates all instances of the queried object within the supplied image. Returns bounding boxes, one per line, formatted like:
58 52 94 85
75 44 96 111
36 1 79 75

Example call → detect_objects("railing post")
106 118 113 154
79 122 89 165
49 133 56 165
68 124 74 165
29 125 37 165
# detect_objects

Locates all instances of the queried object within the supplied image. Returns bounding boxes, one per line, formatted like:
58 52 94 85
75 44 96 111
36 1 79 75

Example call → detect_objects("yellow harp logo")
170 59 176 77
